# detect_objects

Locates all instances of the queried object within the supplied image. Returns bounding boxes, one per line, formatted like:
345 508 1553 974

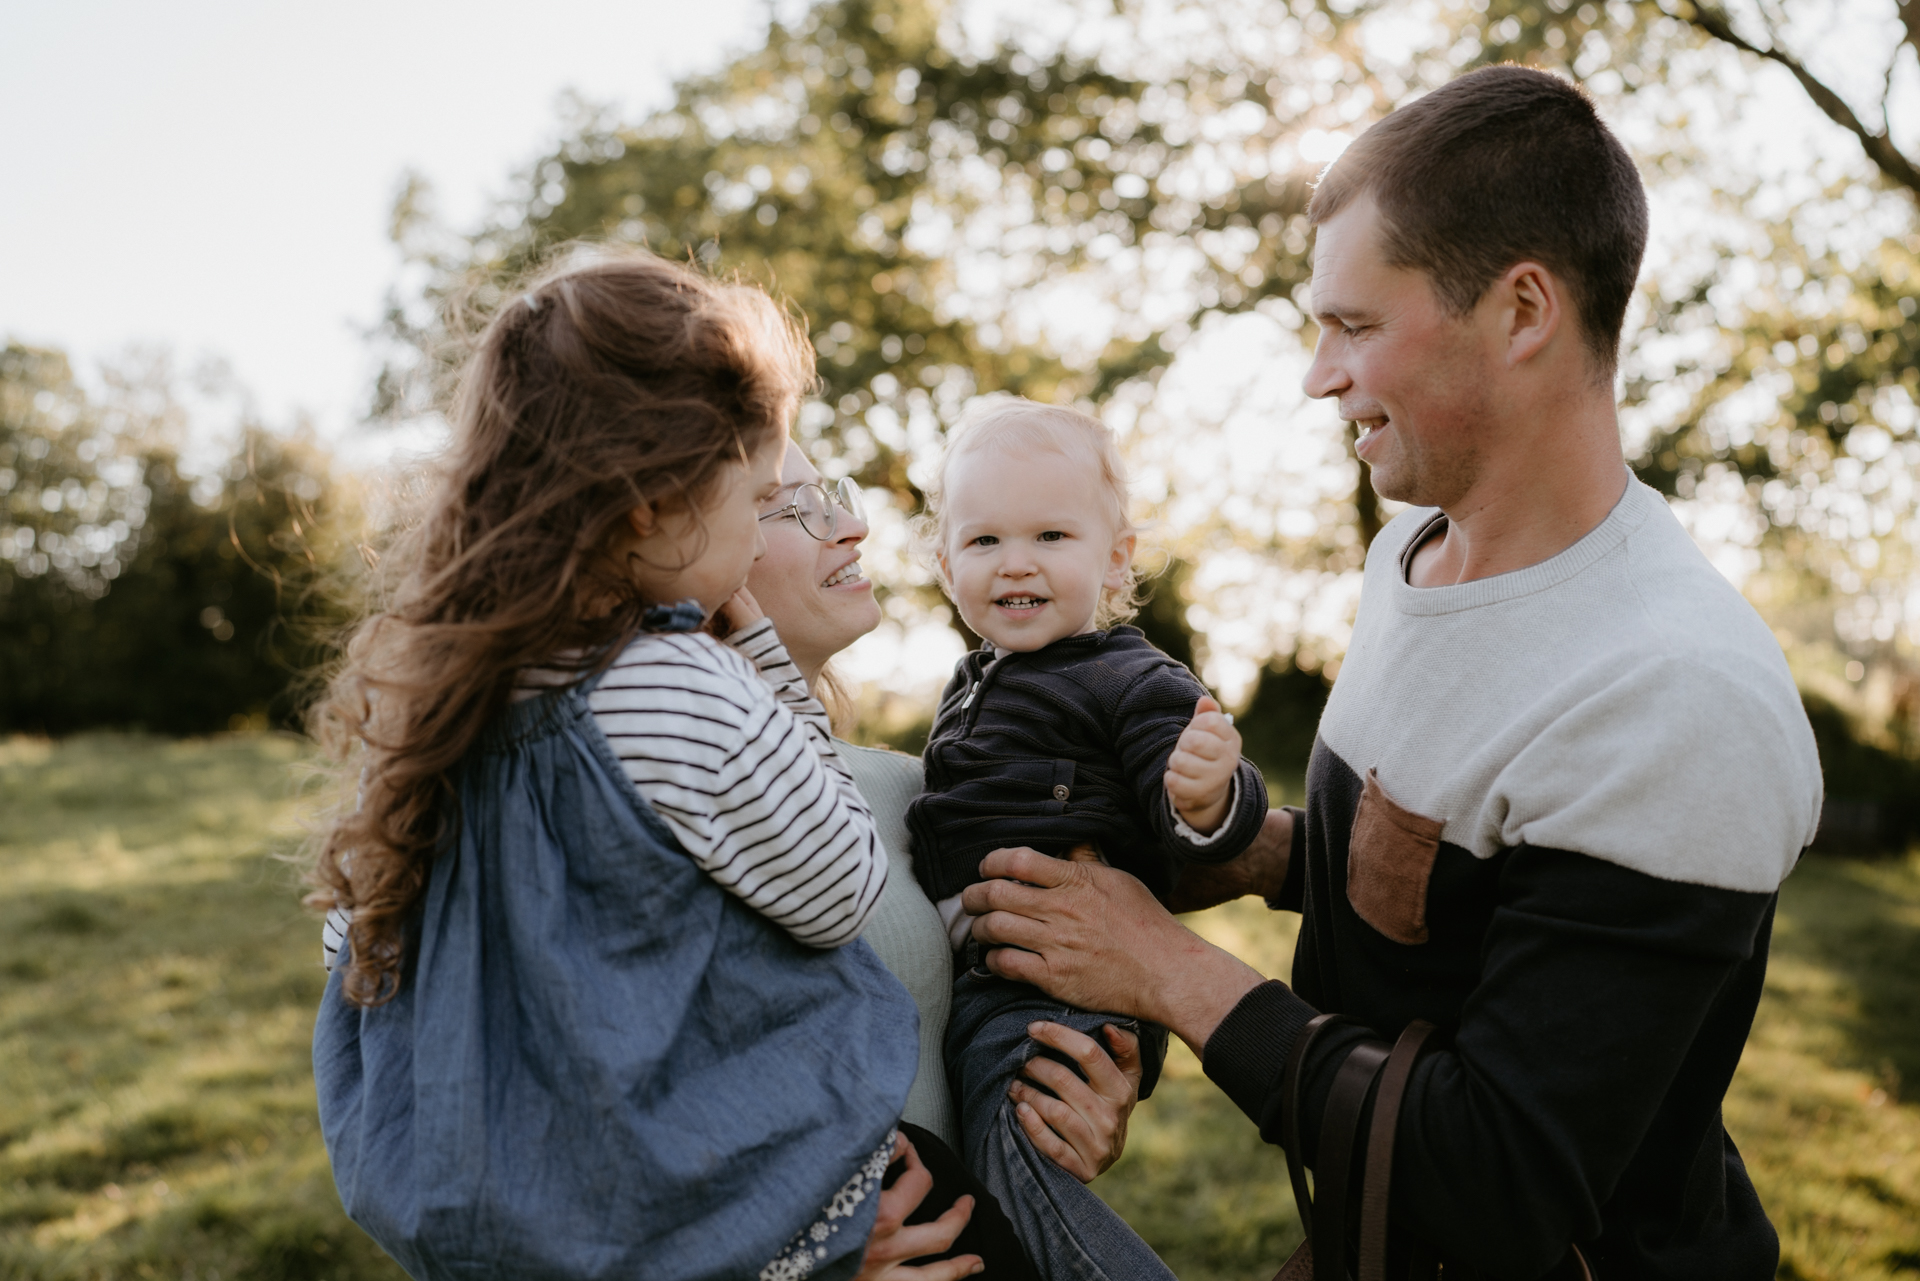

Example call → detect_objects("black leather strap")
1279 1012 1350 1265
1357 1020 1438 1281
1315 1040 1392 1278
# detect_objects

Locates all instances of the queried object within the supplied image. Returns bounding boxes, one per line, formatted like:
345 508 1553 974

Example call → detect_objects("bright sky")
1 0 765 456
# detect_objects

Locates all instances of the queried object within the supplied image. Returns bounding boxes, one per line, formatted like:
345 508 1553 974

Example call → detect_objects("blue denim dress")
313 679 920 1281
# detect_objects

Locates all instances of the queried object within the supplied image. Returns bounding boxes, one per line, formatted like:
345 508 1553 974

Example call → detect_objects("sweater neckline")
1390 472 1653 617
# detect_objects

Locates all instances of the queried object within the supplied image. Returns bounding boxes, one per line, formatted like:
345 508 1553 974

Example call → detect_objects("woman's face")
747 442 880 680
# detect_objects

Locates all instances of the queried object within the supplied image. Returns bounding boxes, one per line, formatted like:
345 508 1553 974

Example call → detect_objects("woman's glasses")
759 477 866 542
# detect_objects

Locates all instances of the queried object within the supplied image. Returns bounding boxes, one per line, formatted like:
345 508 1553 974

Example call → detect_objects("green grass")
0 734 402 1281
1 736 1917 1279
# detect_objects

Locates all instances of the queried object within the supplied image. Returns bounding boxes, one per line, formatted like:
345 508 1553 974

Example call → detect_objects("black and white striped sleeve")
589 628 887 948
724 617 846 773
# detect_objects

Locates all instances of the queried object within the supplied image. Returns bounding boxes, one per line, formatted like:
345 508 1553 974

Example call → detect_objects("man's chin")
1364 456 1415 504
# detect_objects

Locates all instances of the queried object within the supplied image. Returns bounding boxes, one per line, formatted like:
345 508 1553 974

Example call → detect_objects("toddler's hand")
715 587 765 637
1164 695 1242 836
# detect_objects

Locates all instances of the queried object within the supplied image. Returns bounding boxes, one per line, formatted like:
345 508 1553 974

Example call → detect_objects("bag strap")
1356 1019 1438 1281
1278 1012 1350 1271
1314 1039 1392 1277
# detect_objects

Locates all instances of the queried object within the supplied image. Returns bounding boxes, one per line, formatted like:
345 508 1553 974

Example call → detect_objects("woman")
745 441 1148 1277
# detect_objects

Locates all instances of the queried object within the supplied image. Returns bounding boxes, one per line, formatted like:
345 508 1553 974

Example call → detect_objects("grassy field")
1 736 1916 1280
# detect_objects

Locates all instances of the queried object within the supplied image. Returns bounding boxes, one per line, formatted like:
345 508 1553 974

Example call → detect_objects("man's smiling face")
1301 193 1497 509
938 437 1133 653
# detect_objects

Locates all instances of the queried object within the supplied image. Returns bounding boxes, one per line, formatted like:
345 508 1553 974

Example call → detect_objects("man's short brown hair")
1309 65 1649 371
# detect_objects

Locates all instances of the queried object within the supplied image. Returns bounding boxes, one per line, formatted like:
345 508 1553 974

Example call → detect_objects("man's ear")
1501 262 1562 368
1104 531 1138 591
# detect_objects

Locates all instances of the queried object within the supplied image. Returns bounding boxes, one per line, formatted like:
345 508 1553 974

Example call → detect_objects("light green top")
835 739 958 1149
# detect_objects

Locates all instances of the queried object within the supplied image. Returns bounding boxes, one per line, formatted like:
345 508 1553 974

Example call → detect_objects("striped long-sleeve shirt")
588 618 886 948
323 617 886 968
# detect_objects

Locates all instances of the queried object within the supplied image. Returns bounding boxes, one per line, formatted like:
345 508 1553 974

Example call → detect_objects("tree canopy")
373 0 1916 762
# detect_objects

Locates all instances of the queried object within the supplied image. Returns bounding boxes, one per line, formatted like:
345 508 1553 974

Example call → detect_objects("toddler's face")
939 439 1134 652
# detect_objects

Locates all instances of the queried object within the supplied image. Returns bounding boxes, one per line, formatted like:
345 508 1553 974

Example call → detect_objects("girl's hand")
1164 695 1241 834
853 1133 983 1280
717 586 765 636
1009 1021 1143 1183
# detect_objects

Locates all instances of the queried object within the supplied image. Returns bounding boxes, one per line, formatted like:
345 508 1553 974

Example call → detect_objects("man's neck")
1407 399 1628 589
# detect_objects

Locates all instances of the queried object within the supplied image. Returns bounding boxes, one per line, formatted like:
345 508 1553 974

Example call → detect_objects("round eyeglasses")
759 476 867 542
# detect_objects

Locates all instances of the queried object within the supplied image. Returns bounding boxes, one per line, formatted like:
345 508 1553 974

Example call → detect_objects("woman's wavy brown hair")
307 246 814 1006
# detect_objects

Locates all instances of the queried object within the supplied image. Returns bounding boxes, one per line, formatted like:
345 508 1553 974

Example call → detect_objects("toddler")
907 397 1268 1279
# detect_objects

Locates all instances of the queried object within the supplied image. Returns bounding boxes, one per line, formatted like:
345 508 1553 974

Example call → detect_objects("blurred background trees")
5 0 1917 834
0 344 351 735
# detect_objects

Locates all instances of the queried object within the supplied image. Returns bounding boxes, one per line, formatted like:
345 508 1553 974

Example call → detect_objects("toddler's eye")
973 535 999 547
1037 531 1065 543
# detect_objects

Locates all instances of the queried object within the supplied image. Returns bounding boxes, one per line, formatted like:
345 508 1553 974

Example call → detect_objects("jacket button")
1052 784 1070 801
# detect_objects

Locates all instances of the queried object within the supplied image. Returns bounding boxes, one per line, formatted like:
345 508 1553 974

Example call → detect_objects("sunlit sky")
1 0 765 458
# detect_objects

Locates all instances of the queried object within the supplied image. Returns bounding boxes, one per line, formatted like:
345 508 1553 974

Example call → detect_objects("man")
964 65 1822 1278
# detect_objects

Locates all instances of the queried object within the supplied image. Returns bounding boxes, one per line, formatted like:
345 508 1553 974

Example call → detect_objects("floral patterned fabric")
761 1133 897 1280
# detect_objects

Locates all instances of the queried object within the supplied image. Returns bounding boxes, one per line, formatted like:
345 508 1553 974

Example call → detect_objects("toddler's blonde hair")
917 395 1142 629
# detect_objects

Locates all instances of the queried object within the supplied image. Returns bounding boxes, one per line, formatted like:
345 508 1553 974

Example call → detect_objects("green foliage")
371 0 1920 732
0 345 353 736
383 0 1326 460
374 0 1359 659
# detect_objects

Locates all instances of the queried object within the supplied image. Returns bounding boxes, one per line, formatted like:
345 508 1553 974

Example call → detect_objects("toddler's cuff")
1170 774 1241 845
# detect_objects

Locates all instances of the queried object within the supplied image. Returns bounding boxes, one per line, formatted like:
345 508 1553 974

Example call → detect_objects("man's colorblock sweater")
1201 478 1822 1279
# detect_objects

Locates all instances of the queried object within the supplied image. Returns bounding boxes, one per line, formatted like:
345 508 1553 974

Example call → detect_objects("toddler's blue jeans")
944 967 1175 1281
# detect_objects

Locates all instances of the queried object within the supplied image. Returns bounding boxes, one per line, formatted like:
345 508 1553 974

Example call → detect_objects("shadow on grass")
1777 853 1920 1103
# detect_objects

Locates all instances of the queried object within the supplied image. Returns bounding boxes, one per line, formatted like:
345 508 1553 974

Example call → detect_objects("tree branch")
1677 0 1920 199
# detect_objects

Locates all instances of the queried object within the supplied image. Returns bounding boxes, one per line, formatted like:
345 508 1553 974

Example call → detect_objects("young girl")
908 397 1269 1280
308 249 977 1281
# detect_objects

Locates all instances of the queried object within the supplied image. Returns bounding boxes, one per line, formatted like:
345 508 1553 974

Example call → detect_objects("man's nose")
1302 331 1348 401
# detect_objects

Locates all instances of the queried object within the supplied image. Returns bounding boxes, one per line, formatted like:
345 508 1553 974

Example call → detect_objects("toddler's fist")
1165 695 1242 836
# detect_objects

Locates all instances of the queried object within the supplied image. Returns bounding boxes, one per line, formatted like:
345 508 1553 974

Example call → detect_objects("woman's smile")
822 559 868 589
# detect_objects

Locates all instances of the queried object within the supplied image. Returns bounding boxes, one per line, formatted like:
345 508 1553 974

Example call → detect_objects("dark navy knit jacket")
907 626 1268 905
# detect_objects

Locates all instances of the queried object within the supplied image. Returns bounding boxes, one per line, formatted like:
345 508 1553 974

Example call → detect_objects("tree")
0 344 352 735
375 0 1917 754
1673 0 1920 199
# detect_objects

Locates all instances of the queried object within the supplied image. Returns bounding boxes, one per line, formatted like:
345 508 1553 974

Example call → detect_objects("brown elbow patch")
1346 768 1444 945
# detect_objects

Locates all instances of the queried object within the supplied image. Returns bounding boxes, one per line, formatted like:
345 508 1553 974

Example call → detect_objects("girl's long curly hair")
307 246 814 1006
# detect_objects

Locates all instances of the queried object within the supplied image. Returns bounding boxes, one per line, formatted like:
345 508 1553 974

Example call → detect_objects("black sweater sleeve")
1110 660 1268 865
1202 846 1776 1278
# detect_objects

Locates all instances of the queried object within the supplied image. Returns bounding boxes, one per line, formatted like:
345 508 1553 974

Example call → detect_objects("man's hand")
1165 696 1242 834
962 846 1268 1054
853 1133 982 1280
1166 807 1295 914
